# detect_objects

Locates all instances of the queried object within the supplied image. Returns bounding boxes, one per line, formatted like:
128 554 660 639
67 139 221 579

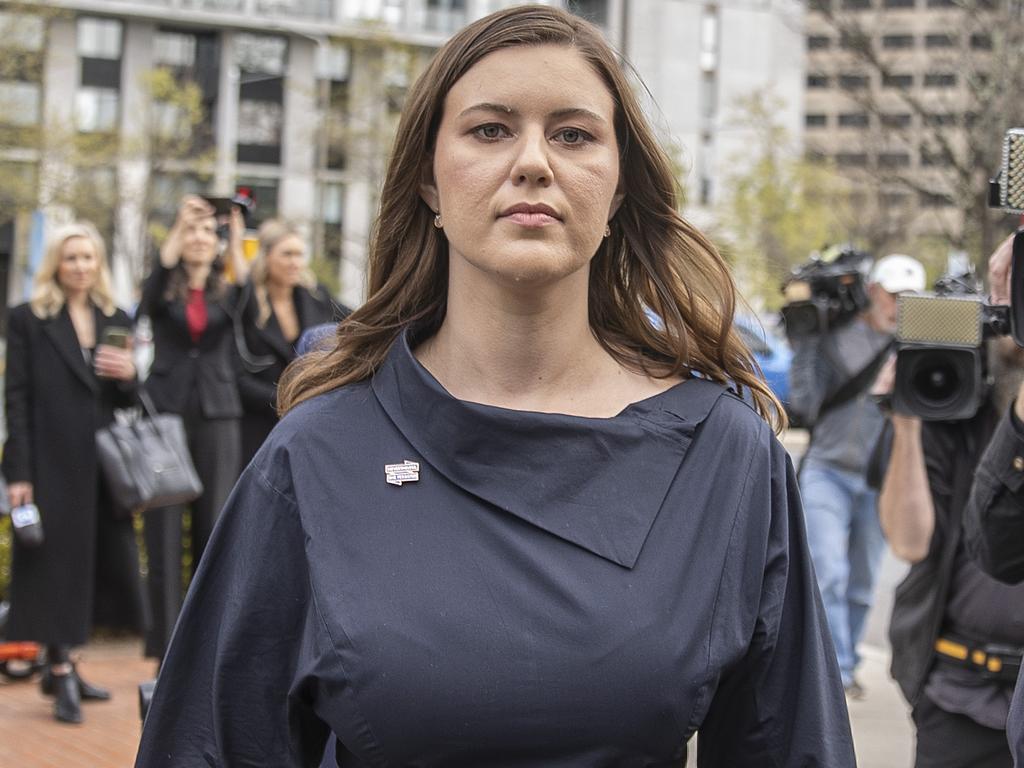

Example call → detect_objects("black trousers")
913 692 1012 768
143 396 240 660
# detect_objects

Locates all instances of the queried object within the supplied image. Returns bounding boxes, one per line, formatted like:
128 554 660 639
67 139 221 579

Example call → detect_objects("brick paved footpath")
0 639 155 767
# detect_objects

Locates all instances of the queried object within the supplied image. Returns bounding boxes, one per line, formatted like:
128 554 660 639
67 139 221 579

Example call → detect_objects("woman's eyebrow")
458 103 608 124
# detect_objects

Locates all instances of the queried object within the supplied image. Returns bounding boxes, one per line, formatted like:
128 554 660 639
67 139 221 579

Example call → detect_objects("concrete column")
214 31 239 196
279 35 317 231
39 15 77 225
114 19 156 305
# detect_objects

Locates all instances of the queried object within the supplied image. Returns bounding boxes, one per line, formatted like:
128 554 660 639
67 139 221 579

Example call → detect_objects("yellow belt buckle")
935 637 969 660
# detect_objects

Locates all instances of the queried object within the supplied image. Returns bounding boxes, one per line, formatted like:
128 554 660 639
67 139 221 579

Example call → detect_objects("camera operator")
789 252 926 698
878 233 1024 768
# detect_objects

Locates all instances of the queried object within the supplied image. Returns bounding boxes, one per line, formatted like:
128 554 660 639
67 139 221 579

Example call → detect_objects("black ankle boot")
52 672 82 724
40 666 111 701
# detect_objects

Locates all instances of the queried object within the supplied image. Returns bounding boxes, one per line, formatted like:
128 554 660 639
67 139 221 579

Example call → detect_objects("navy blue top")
136 329 854 767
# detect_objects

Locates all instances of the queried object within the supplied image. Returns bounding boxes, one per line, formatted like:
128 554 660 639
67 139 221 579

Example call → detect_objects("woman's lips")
502 211 559 228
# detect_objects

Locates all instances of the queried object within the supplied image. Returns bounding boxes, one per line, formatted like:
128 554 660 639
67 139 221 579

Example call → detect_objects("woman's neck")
267 280 293 303
415 271 630 415
65 290 90 311
186 264 210 290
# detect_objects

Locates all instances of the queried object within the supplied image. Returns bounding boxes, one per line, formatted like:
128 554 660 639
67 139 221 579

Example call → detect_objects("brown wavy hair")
279 4 784 430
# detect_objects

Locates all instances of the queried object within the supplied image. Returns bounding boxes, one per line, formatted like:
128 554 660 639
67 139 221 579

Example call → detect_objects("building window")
154 31 197 68
77 17 122 60
880 113 913 128
0 81 40 125
920 147 953 166
926 0 957 6
883 73 914 88
839 31 870 50
567 0 608 25
839 74 870 90
321 181 344 267
317 41 350 82
970 33 992 50
806 114 828 128
924 33 956 48
807 74 830 88
925 112 957 126
237 100 283 146
0 11 45 51
881 191 910 208
841 0 872 8
836 153 868 167
76 87 119 132
923 73 957 87
807 35 831 50
884 0 915 6
882 34 914 49
234 33 286 76
919 191 953 207
839 112 869 127
878 152 910 168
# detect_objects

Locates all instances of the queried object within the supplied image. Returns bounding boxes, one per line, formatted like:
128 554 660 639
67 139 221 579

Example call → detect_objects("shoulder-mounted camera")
780 246 872 338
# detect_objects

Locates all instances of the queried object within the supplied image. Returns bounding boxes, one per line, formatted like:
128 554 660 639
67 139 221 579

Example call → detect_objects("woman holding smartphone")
137 195 249 662
3 221 143 724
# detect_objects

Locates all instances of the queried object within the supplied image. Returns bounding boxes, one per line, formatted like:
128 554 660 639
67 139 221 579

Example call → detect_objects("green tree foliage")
716 92 856 309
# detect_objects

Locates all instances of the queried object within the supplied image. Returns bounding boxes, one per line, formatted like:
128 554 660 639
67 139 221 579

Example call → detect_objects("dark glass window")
883 73 914 88
925 33 956 48
882 34 914 48
807 74 830 88
881 113 913 128
841 0 871 8
839 74 870 90
926 0 956 7
925 112 957 126
878 152 911 168
919 191 953 207
839 113 870 127
806 114 828 128
923 73 957 87
970 33 992 49
807 35 831 50
836 153 868 167
884 0 915 6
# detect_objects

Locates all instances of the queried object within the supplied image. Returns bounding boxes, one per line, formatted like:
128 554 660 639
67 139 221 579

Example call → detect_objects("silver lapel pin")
385 460 420 486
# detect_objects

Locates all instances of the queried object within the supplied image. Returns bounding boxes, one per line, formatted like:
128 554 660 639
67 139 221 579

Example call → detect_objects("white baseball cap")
869 254 926 294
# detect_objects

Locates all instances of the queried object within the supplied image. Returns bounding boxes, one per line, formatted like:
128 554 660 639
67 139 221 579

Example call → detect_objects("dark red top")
185 288 208 344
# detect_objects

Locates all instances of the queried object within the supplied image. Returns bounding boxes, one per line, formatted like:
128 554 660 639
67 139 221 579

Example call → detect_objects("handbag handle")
137 386 161 421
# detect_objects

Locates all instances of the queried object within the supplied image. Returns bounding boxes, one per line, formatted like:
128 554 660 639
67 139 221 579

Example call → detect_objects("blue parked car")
734 314 792 407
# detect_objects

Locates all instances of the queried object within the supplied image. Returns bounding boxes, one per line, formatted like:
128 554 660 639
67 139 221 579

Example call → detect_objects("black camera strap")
817 339 894 420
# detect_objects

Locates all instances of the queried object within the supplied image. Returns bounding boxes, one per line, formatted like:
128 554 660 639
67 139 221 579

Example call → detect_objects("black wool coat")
2 302 138 645
138 260 243 419
234 282 345 464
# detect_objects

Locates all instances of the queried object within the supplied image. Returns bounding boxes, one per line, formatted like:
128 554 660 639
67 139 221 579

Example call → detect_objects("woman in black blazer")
235 219 347 465
137 195 249 660
3 221 142 724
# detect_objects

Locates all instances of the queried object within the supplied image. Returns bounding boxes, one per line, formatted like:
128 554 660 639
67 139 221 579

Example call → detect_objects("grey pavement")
785 429 916 768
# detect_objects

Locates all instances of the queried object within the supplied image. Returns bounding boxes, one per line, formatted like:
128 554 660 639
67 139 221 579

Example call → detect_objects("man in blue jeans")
789 252 925 697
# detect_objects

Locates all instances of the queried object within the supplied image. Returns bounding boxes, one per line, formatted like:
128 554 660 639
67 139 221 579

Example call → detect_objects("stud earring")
433 213 443 229
604 224 611 238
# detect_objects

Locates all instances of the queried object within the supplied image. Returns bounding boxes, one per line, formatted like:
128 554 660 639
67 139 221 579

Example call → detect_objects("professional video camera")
893 128 1024 421
780 246 872 337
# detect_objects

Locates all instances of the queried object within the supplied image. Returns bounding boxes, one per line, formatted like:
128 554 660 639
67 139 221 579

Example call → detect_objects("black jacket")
2 302 139 644
138 260 242 419
234 281 345 463
888 402 998 705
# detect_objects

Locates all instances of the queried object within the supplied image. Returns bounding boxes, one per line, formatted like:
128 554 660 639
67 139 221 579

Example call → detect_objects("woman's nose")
509 129 553 187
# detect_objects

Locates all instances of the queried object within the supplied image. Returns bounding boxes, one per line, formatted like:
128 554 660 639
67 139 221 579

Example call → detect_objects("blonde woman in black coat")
235 219 346 465
3 221 142 724
137 195 249 661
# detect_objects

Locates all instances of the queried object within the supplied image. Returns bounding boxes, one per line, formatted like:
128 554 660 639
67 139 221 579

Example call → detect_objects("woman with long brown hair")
4 222 143 724
137 7 853 766
234 219 344 465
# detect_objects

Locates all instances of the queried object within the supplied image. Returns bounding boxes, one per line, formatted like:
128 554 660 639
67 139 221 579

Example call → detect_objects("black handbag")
95 389 203 513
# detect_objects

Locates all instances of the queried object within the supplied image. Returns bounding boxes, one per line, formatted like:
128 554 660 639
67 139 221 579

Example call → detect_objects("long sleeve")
697 438 855 767
964 405 1024 584
786 333 832 426
135 462 330 767
3 306 33 483
138 258 173 319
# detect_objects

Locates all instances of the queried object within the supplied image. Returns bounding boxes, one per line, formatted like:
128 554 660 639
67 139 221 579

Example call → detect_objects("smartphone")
101 326 131 349
201 195 236 217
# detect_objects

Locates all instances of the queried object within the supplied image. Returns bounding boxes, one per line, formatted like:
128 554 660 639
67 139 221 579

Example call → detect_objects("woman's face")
421 44 623 290
181 215 219 269
265 234 307 288
56 236 99 296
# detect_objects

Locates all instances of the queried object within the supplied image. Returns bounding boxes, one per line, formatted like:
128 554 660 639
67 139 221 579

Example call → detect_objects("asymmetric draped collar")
371 330 727 569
